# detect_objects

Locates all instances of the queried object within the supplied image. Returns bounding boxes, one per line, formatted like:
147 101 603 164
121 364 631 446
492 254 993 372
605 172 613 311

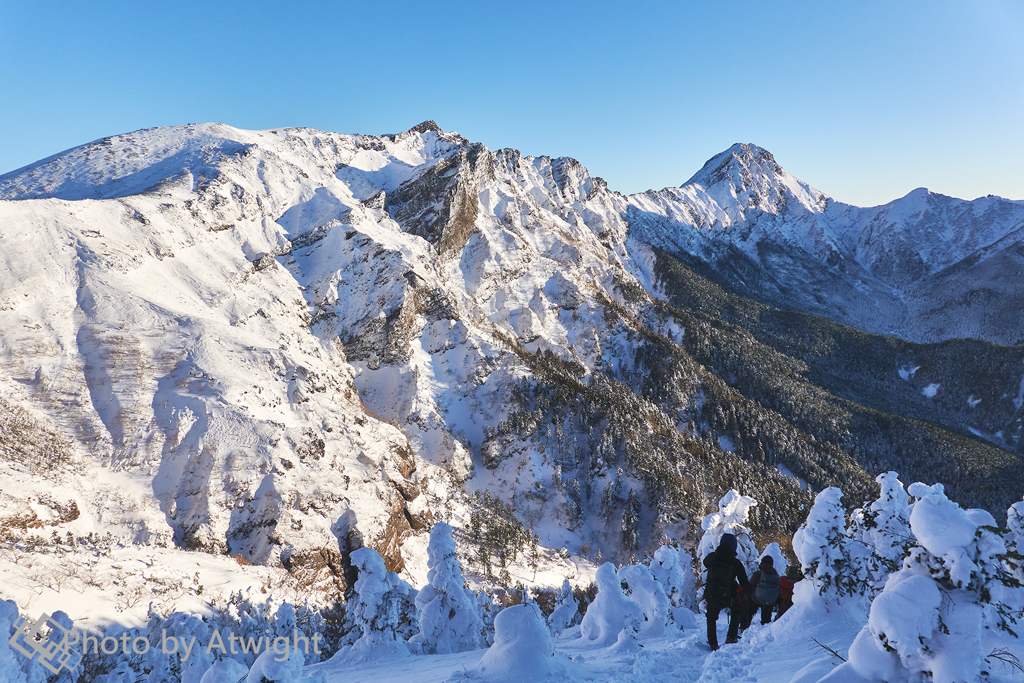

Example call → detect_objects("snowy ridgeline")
2 476 1023 683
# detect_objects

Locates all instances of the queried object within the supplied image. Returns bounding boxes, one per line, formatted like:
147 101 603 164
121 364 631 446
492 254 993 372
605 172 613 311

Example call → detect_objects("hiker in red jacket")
775 565 800 619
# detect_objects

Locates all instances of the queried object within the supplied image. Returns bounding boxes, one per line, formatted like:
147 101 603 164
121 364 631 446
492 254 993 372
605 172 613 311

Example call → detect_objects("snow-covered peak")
0 123 257 200
683 142 781 187
623 142 836 267
0 121 468 202
679 142 828 217
854 184 1024 284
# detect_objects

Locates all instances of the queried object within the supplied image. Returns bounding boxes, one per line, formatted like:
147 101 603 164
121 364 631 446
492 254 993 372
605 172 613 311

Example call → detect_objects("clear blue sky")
2 0 1022 206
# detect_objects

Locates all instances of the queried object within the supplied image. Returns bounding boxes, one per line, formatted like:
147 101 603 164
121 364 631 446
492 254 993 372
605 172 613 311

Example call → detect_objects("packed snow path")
307 612 852 683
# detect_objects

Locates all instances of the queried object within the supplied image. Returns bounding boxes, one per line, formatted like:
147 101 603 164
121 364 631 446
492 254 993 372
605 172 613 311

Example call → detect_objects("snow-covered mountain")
628 143 1024 344
1 122 1022 617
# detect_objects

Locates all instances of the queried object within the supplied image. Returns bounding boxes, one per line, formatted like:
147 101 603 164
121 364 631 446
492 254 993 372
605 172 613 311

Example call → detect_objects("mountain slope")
0 124 1021 605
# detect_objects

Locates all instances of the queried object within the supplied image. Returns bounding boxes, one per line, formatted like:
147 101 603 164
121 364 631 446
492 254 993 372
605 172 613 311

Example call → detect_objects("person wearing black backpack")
702 532 751 650
746 556 781 627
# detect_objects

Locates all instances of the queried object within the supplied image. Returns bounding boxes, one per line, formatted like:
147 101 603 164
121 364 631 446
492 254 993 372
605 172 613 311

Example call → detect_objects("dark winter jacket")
703 542 751 609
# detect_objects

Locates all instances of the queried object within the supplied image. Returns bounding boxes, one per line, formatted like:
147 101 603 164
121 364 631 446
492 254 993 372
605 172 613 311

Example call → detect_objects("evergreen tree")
547 580 579 637
697 489 759 579
650 544 697 613
347 547 415 658
847 482 1018 683
848 471 912 593
411 523 485 654
792 487 863 600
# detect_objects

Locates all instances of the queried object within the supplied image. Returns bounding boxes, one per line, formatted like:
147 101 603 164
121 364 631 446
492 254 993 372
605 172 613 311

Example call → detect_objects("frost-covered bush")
846 482 1017 683
547 580 578 637
465 605 562 682
476 590 501 646
410 523 485 654
650 544 697 617
618 563 672 637
579 563 643 647
0 600 28 683
697 490 759 577
792 487 863 601
198 659 248 683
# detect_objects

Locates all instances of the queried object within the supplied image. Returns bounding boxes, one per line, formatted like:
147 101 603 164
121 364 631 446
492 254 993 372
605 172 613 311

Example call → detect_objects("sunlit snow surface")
2 124 1023 683
304 592 1022 683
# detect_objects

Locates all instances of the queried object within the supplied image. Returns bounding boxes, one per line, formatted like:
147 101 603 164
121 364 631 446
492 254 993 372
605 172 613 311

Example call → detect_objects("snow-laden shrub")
144 613 214 683
846 482 1017 683
547 580 578 637
848 471 913 593
792 487 864 601
101 662 137 683
579 562 643 647
198 659 249 683
1009 496 1024 556
465 604 563 682
245 646 304 683
410 523 485 654
697 489 759 576
618 563 672 637
650 544 698 619
1003 496 1024 617
476 590 501 646
0 600 28 683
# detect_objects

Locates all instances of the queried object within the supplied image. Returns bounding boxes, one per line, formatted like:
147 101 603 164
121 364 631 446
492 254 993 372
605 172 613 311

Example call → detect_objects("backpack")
754 570 780 605
705 553 736 607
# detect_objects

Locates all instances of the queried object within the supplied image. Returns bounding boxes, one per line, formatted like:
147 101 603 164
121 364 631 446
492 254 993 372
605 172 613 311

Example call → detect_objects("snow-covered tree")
848 471 912 593
580 563 643 647
621 489 642 562
411 523 485 654
476 590 500 646
197 659 248 683
846 482 1016 683
1003 495 1024 621
1008 495 1024 559
697 489 759 577
547 580 578 637
0 600 28 683
618 563 672 637
345 547 415 658
466 605 563 681
650 544 697 613
792 487 863 600
757 542 787 575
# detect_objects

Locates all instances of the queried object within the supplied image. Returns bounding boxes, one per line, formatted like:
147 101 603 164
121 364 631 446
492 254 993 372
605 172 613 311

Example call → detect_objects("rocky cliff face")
0 123 1021 600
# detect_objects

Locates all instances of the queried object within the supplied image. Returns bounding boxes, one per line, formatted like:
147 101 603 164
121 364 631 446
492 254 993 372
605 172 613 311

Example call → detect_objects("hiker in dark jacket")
746 556 781 626
702 532 751 650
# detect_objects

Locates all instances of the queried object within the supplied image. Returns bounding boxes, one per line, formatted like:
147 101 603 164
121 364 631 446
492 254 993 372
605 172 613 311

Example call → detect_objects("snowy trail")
310 615 782 683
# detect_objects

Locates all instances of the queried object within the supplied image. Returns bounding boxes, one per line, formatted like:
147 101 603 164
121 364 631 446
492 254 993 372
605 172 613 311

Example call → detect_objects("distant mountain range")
1 121 1021 593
